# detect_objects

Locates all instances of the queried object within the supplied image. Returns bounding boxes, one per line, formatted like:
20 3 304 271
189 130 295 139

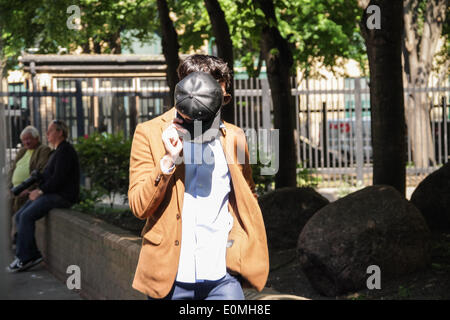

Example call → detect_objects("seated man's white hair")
20 126 40 141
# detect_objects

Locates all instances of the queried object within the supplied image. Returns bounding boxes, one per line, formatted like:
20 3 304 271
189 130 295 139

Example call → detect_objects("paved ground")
1 250 82 300
2 264 83 300
1 261 305 300
1 256 306 300
1 247 304 300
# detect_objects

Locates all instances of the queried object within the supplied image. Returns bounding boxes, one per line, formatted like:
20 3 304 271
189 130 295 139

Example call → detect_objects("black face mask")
176 111 220 143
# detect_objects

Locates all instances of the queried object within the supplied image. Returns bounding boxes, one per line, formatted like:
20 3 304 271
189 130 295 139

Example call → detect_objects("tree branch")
157 0 180 107
403 0 421 83
418 0 447 74
403 0 419 53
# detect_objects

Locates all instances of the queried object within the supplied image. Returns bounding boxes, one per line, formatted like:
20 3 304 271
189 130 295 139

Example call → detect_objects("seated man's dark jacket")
39 140 80 204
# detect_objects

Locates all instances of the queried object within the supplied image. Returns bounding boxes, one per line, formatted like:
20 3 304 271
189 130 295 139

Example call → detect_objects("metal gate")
234 76 450 187
1 77 170 168
2 75 449 188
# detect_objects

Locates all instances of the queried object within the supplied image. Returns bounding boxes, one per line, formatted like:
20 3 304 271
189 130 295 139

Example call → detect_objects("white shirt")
173 137 233 283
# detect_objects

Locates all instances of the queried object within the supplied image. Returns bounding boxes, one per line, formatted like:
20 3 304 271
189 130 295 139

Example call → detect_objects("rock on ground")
297 185 431 297
259 187 329 250
410 163 450 233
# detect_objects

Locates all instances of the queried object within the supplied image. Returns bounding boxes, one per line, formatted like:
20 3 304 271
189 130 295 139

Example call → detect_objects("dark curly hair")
177 54 233 92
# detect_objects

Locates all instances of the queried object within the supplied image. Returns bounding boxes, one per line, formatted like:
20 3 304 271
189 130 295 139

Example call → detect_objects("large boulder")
297 185 431 297
410 163 450 233
259 187 329 250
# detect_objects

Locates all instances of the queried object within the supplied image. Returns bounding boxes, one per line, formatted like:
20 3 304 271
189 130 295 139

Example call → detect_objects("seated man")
7 120 80 273
8 126 52 248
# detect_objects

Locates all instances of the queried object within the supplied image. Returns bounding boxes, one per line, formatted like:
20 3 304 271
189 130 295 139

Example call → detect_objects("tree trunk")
0 27 4 107
82 41 91 53
405 90 435 167
361 0 406 196
82 29 91 53
0 26 9 260
111 96 126 135
0 26 3 81
204 0 235 124
157 0 180 108
254 0 297 188
402 0 447 168
93 40 102 54
108 30 122 54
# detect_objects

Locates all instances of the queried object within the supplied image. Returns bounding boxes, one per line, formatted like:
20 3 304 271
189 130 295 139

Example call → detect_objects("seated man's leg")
14 200 33 233
11 194 29 243
15 194 71 263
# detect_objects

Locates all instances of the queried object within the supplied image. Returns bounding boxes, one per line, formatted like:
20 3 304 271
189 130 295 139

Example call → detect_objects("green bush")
74 132 131 208
72 186 104 212
251 162 276 196
296 163 321 188
251 162 320 196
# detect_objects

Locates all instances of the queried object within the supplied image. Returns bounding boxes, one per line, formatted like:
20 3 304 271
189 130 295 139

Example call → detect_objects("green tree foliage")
435 5 450 73
1 0 366 76
0 1 45 70
160 0 366 78
170 0 212 52
221 0 366 77
0 0 158 70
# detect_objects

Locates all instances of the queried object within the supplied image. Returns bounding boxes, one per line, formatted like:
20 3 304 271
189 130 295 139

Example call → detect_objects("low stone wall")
36 209 146 300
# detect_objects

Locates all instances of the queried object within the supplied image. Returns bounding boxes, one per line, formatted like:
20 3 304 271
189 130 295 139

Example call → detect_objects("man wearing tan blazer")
128 55 269 300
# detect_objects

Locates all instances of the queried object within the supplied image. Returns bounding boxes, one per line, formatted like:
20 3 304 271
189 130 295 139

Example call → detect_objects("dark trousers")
14 194 71 262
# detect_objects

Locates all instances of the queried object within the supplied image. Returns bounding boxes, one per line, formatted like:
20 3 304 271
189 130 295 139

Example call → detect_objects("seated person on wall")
7 120 80 273
8 126 52 248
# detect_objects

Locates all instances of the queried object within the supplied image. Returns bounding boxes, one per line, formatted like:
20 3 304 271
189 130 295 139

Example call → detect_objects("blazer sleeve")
33 145 52 172
234 127 257 200
243 141 258 200
128 123 174 220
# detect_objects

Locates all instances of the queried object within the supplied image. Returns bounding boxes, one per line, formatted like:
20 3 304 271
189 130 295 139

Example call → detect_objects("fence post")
30 62 41 135
443 96 448 163
0 64 11 297
261 78 271 129
354 78 364 185
129 95 137 139
75 80 84 138
322 101 328 167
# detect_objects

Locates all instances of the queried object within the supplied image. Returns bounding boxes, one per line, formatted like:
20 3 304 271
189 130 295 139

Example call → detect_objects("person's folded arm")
39 147 72 194
128 124 174 220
